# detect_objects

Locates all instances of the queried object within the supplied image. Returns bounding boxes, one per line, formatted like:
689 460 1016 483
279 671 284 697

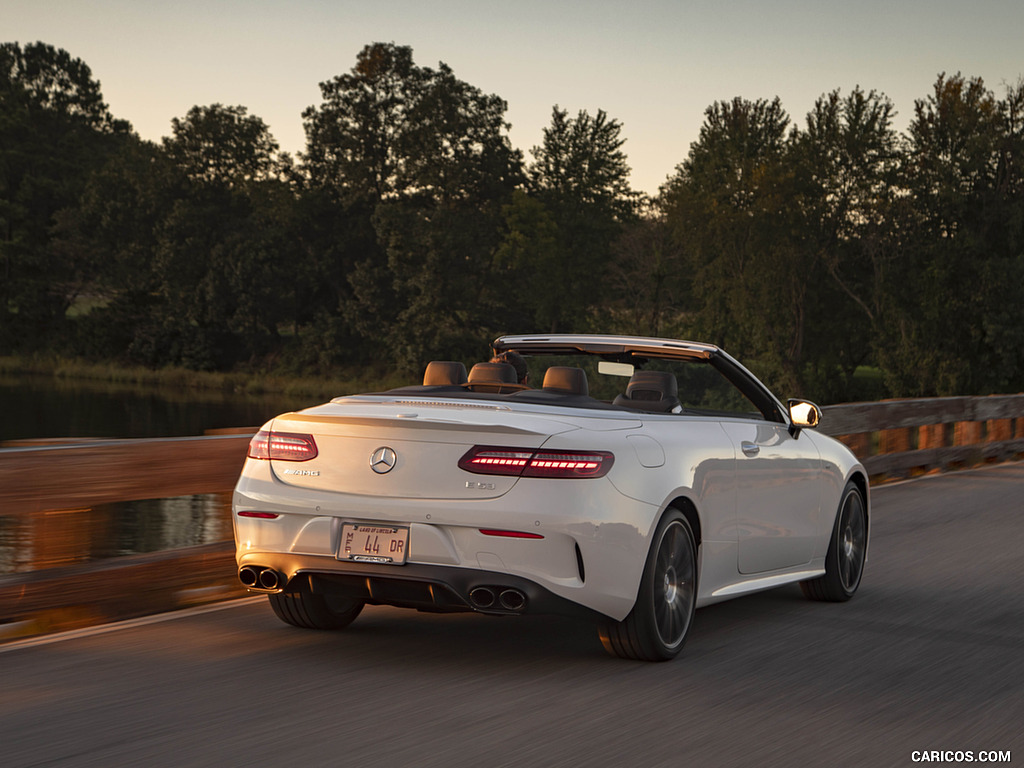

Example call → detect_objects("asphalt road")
2 463 1022 768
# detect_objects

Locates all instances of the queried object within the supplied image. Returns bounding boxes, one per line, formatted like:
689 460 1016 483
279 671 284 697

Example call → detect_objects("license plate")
339 523 409 565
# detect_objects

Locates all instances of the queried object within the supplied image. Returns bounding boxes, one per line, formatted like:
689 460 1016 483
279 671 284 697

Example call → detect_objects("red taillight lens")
459 446 614 478
458 448 534 476
247 430 318 462
523 451 613 478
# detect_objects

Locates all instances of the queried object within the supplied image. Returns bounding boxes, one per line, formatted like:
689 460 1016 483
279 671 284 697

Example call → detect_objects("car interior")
408 359 683 414
379 353 771 422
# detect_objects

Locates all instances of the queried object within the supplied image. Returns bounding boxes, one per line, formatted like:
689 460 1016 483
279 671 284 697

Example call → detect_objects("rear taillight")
457 448 534 476
459 446 614 478
247 430 318 462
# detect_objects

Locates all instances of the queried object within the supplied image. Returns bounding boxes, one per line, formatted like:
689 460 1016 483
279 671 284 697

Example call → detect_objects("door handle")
740 441 760 457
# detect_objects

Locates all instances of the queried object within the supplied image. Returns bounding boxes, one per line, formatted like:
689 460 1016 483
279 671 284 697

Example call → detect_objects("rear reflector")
237 511 281 519
459 446 614 478
247 430 318 462
479 528 544 539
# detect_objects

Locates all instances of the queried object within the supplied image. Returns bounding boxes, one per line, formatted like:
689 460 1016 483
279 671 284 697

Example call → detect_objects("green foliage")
493 190 562 332
302 43 524 371
790 88 900 399
607 216 687 338
657 80 1024 400
524 107 640 332
3 38 1023 401
661 97 821 395
302 43 420 203
1 41 131 350
877 74 1024 395
164 104 287 186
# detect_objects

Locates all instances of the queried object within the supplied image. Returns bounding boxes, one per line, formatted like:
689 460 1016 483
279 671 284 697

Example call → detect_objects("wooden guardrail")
0 433 253 515
821 395 1024 477
0 434 255 636
1 396 1022 637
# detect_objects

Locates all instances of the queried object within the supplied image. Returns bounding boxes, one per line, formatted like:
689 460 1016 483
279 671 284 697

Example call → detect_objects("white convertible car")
233 334 868 661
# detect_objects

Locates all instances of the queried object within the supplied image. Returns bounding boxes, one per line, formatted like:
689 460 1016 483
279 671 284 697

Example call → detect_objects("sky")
6 0 1023 196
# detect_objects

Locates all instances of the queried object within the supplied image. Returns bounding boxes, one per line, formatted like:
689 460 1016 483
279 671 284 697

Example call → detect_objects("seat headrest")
468 362 518 385
423 361 468 386
542 366 589 396
626 371 678 402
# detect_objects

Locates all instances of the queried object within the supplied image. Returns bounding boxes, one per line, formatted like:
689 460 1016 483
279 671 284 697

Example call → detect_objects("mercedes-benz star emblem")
370 446 397 474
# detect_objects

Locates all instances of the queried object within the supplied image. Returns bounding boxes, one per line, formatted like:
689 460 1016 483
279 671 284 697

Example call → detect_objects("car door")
717 418 822 574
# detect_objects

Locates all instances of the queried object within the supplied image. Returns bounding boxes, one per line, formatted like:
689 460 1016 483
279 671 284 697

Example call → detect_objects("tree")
0 41 130 349
299 43 418 365
163 104 287 186
607 215 687 338
369 61 524 368
493 190 562 332
880 74 1024 395
0 41 125 132
302 43 524 370
148 105 299 368
661 97 815 394
523 107 639 332
302 43 420 203
793 87 901 397
54 136 182 361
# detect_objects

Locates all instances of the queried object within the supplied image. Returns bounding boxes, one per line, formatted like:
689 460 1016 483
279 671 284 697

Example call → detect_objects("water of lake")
0 375 334 574
0 373 323 442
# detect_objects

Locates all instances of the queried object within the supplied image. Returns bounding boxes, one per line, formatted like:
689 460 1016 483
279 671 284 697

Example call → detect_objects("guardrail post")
918 424 946 450
879 427 912 454
954 421 984 446
987 419 1013 443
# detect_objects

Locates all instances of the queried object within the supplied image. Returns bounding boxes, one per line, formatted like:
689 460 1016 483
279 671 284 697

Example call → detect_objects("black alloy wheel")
599 509 697 661
801 481 867 602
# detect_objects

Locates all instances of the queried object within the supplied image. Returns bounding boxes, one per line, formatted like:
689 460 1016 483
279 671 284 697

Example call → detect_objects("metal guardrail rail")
1 396 1022 636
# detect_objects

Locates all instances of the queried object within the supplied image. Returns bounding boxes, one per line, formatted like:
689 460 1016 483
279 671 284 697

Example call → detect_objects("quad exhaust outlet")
468 586 527 613
238 565 284 592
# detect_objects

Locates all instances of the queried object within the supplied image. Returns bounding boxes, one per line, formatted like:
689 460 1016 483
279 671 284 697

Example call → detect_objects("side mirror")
788 399 822 434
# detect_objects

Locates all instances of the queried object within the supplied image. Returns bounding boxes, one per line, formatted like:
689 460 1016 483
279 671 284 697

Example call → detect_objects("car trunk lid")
265 399 581 500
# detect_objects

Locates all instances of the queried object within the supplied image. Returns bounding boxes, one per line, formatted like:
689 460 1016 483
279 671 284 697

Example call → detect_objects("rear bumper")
235 551 603 621
233 459 660 621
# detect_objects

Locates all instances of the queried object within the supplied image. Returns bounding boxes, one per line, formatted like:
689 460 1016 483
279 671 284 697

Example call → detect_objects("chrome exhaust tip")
238 566 260 588
257 569 282 590
499 589 527 612
469 586 496 609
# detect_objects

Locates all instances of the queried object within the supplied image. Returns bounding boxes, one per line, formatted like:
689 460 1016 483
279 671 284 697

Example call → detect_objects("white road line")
0 596 265 654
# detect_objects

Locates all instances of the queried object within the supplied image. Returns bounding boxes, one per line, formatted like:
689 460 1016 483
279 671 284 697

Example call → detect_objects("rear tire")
599 509 697 661
268 588 364 630
801 481 867 602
